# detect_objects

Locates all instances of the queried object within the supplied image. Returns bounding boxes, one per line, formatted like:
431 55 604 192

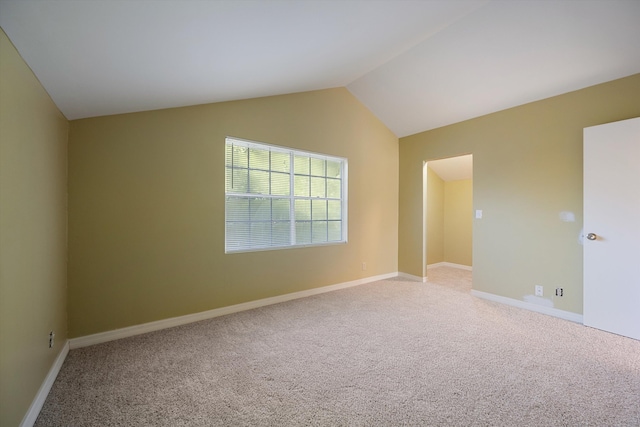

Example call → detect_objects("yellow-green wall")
3 21 638 422
68 88 399 337
444 179 472 267
426 171 472 269
0 29 68 427
425 166 444 266
399 73 640 314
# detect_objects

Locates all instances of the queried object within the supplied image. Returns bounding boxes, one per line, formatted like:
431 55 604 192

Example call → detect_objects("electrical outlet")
362 262 367 271
535 285 543 297
49 331 55 348
555 288 564 297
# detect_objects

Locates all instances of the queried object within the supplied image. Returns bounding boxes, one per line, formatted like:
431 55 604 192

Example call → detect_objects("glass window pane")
226 222 250 251
251 222 271 247
328 221 342 241
312 221 328 243
327 178 341 198
249 169 269 194
225 167 232 193
231 169 249 193
250 198 270 221
232 145 248 168
295 221 311 245
312 199 327 220
272 222 291 246
225 138 346 252
327 200 341 220
295 199 311 220
310 158 325 176
294 155 310 175
326 160 341 178
271 151 290 173
272 199 290 221
310 177 326 198
294 175 310 197
226 197 250 221
271 172 290 196
249 147 270 170
225 143 233 167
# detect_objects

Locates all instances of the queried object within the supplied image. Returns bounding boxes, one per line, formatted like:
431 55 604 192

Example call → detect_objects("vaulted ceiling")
1 0 638 137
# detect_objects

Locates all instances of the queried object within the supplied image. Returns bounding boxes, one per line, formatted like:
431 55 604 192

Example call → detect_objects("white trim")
422 162 428 279
20 340 70 427
427 262 445 269
427 262 472 271
471 290 583 323
397 272 427 283
70 272 398 349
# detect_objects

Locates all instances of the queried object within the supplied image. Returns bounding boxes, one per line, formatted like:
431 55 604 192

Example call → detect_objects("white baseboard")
20 340 69 427
471 290 583 323
428 262 472 271
70 272 398 349
397 272 427 282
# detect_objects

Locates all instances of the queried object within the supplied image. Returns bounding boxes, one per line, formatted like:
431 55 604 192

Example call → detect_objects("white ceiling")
428 155 473 182
1 0 639 137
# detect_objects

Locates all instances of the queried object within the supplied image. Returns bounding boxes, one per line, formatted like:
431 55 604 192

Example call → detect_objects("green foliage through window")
225 137 347 252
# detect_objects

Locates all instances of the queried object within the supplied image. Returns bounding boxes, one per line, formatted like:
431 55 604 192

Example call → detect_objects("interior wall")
425 171 472 269
425 166 444 266
68 87 399 338
399 73 640 315
0 29 69 427
444 179 472 267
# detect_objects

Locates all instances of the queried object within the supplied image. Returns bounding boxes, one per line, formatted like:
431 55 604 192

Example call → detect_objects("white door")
583 117 640 340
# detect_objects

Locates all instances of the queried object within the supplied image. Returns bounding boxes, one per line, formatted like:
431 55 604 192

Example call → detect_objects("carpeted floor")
36 267 640 426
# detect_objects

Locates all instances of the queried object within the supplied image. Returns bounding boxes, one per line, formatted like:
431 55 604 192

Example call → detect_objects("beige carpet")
36 267 640 426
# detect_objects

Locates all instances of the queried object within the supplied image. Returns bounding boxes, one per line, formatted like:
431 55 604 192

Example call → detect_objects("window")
225 137 347 253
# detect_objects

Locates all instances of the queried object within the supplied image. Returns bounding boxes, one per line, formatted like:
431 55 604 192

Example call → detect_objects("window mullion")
230 144 234 190
324 162 328 242
268 150 272 195
289 152 295 246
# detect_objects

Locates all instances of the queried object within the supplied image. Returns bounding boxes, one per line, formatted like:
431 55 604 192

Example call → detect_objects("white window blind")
225 137 347 253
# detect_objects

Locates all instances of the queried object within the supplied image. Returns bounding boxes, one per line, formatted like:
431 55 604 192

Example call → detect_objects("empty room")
1 1 639 426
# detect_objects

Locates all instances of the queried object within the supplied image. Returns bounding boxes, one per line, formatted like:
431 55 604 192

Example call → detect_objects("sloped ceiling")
1 0 638 137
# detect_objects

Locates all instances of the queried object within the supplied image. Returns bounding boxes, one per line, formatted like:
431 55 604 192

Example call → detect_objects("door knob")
586 233 597 241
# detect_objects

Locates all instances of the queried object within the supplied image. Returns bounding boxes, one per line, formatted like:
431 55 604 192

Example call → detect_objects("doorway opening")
423 154 473 290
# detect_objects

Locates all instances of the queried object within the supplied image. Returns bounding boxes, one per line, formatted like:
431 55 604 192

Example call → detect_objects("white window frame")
225 137 348 253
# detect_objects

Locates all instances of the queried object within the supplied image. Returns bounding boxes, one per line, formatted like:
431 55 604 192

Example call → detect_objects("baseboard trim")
428 262 472 271
397 272 427 282
20 340 69 427
471 290 583 323
70 272 398 349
